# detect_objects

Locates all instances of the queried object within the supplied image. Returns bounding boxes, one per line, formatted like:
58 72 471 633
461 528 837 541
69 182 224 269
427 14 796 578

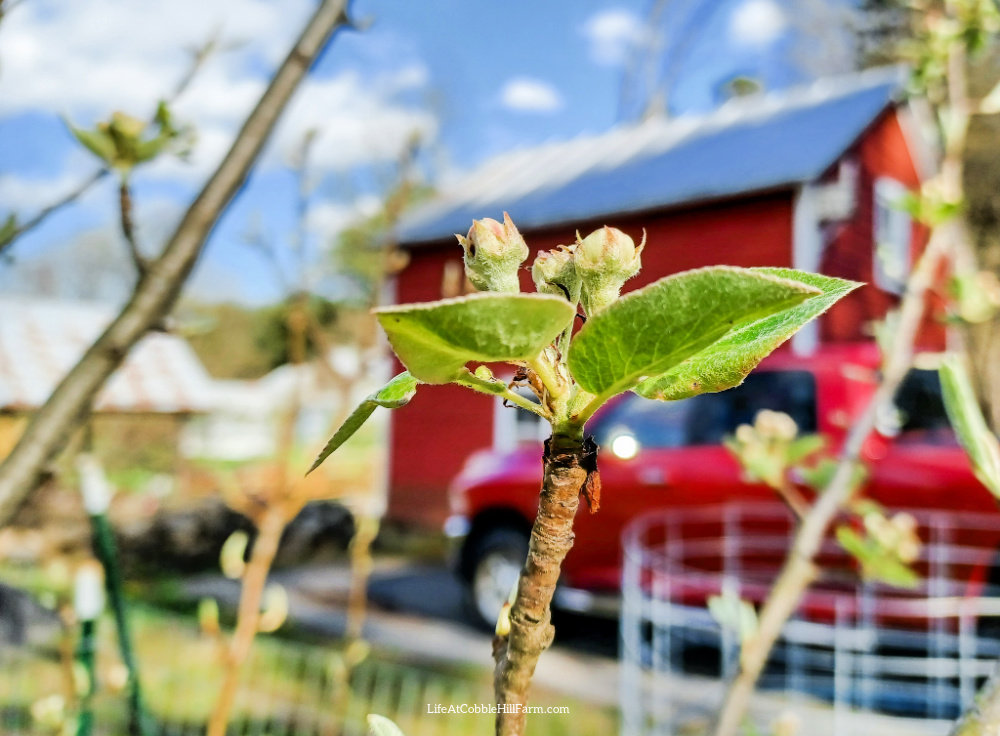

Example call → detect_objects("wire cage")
620 503 1000 736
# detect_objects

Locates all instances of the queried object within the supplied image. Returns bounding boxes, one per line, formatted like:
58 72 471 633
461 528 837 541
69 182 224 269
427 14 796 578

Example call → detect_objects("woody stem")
492 427 587 736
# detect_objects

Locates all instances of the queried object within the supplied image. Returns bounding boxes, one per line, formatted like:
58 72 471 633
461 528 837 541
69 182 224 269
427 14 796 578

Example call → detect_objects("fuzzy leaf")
375 293 574 384
67 122 117 165
307 372 418 475
568 266 822 399
940 355 1000 499
367 715 406 736
635 269 860 401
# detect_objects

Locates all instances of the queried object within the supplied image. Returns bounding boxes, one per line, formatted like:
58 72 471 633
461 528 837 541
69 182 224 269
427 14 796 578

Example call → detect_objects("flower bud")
257 584 289 633
772 711 802 736
575 226 645 314
220 530 249 579
495 601 512 637
735 424 757 445
755 410 798 442
456 212 529 293
109 111 146 141
531 244 581 303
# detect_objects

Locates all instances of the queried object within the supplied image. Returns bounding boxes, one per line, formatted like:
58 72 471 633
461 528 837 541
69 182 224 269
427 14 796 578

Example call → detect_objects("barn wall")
387 191 796 528
819 109 939 346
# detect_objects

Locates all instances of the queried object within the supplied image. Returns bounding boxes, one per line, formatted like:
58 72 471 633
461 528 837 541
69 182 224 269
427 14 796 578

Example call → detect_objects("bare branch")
0 27 224 261
0 170 107 259
711 218 953 736
0 0 354 526
118 179 148 277
169 29 228 105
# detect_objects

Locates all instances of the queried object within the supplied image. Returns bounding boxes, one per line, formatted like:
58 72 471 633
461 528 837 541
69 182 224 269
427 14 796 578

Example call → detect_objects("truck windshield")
596 370 817 449
893 368 955 443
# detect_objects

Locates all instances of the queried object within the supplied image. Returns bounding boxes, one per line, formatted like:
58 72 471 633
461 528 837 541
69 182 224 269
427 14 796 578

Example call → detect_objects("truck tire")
465 527 529 630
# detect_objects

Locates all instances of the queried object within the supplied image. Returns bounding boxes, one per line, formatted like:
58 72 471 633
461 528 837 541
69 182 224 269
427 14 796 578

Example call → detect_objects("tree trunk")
492 430 588 736
0 0 351 526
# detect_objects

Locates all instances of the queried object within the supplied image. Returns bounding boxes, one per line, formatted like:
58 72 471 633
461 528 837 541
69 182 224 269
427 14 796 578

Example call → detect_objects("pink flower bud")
574 226 646 314
455 212 529 293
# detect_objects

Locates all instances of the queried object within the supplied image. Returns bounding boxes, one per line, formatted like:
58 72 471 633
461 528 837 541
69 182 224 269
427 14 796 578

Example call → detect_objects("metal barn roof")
397 67 910 245
0 298 214 414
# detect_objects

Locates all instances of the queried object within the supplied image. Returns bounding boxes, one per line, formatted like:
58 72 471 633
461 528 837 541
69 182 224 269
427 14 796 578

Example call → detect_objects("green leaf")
367 714 406 736
835 526 919 589
635 269 860 401
375 293 574 384
306 371 418 475
0 213 17 248
707 591 758 644
868 555 920 589
135 134 173 164
66 120 117 166
797 457 867 492
787 435 825 465
568 266 823 399
940 355 1000 499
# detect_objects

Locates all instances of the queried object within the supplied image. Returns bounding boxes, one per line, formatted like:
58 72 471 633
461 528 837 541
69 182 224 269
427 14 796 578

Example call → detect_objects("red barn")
386 68 937 529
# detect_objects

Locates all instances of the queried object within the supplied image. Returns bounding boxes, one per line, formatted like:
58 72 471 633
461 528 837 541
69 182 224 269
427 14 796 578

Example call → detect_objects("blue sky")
0 0 858 305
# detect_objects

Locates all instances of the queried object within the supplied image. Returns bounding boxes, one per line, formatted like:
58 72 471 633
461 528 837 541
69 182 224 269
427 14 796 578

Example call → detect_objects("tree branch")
118 179 148 277
493 430 588 736
0 170 107 260
711 219 953 736
0 30 221 262
0 0 354 526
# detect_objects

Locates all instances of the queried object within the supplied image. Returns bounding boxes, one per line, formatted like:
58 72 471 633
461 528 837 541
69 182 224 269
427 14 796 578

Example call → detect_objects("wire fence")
0 605 499 736
621 503 1000 736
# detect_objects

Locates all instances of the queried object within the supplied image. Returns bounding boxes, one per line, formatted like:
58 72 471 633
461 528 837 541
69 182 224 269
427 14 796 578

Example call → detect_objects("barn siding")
820 109 940 346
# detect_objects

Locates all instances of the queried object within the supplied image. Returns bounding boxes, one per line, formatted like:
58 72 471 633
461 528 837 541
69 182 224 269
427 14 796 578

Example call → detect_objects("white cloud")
0 171 103 212
729 0 787 47
499 77 563 113
306 195 382 242
0 0 309 116
0 1 437 182
581 8 644 67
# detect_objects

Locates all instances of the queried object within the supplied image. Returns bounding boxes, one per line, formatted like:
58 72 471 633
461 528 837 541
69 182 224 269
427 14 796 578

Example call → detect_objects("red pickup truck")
446 343 995 626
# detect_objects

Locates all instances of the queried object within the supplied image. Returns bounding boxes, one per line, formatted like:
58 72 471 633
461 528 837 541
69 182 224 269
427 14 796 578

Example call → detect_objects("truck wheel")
466 527 529 630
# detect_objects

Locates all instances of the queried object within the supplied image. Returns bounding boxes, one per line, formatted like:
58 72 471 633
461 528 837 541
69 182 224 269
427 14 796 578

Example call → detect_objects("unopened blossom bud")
575 226 645 314
531 244 581 303
897 538 920 564
755 410 798 442
495 601 512 637
257 584 289 633
456 212 529 293
109 111 146 140
735 424 757 445
772 711 802 736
